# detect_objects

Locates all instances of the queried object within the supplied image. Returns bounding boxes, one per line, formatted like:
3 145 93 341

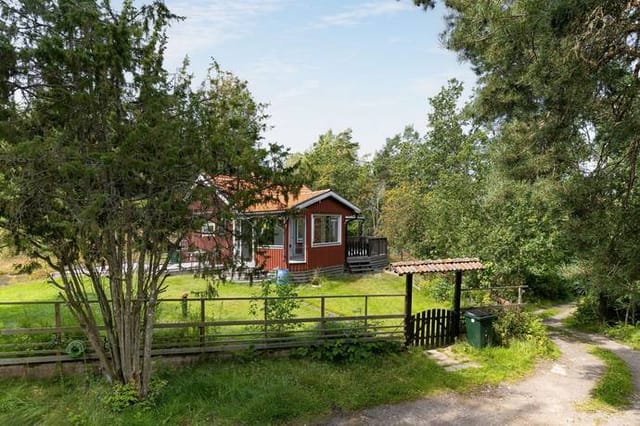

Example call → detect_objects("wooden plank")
421 310 426 346
152 314 404 329
436 309 441 347
430 309 437 347
439 309 445 347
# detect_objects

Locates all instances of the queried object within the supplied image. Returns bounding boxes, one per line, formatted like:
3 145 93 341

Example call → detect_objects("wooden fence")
0 294 405 365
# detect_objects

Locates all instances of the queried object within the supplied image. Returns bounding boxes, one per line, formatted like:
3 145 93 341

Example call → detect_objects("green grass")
534 308 561 320
563 314 640 350
0 273 441 329
579 347 634 411
0 339 552 425
0 273 443 355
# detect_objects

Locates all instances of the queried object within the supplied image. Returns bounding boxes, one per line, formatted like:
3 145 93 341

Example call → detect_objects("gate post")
453 271 462 338
404 273 413 345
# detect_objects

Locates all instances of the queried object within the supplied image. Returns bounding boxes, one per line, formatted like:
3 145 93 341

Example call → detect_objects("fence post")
54 302 62 359
404 273 413 345
453 271 462 338
364 296 368 332
199 299 205 347
264 297 269 339
320 297 326 336
517 286 523 305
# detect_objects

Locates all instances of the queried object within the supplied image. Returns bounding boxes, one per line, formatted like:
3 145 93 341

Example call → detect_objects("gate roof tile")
386 258 484 275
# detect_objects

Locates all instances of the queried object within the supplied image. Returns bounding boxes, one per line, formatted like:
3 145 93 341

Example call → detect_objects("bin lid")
464 309 495 320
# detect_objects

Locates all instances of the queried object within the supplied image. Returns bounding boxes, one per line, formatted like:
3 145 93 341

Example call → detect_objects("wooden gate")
407 308 456 347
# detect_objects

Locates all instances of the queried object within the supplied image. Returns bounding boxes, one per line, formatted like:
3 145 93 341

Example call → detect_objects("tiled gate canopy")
386 258 485 276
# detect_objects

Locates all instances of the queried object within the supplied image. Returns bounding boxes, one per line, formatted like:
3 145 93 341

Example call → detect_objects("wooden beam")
453 270 462 337
404 273 413 345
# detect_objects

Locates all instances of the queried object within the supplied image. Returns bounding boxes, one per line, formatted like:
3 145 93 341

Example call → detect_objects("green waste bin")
464 309 496 348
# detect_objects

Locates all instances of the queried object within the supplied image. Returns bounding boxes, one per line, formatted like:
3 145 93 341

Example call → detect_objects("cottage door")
234 219 255 267
288 217 305 262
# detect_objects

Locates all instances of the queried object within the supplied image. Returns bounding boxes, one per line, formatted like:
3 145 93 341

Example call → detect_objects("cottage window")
312 215 341 246
258 222 284 247
200 221 216 235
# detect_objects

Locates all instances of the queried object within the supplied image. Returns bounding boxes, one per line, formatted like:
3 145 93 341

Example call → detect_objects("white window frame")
311 214 342 247
200 221 216 235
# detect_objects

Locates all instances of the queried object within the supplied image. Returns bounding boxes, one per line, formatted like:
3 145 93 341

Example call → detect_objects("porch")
345 236 389 273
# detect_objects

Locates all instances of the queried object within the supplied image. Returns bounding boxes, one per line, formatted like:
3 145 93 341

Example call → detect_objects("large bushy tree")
411 0 640 313
0 0 296 397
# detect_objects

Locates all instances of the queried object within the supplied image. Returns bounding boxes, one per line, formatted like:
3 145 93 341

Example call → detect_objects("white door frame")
288 216 306 263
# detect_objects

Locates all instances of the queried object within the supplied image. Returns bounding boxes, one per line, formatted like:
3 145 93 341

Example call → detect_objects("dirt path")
323 306 640 425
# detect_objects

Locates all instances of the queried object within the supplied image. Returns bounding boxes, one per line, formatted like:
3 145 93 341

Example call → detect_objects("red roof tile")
246 186 331 213
386 258 485 275
207 175 340 213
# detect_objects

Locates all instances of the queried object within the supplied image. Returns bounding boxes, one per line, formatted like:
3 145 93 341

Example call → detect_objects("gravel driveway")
322 306 640 426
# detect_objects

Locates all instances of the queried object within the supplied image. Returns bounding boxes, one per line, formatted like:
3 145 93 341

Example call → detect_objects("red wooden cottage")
181 178 388 282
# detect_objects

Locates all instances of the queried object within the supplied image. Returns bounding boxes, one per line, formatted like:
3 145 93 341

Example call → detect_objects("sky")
160 0 476 157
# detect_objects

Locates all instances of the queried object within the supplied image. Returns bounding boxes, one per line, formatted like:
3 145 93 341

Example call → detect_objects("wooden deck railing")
346 237 388 258
0 293 404 365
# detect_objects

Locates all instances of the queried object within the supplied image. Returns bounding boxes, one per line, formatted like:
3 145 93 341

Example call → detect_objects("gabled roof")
386 258 485 276
201 174 361 214
246 185 361 214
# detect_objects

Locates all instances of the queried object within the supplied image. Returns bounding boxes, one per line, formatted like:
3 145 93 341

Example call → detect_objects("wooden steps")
346 257 374 274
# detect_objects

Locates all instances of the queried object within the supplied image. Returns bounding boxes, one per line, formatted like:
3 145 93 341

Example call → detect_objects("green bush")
493 309 551 352
249 279 301 333
604 324 640 349
295 338 403 364
569 296 601 328
423 277 452 303
102 378 167 412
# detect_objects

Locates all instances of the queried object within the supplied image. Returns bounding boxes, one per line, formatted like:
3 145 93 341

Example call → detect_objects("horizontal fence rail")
0 293 405 365
460 285 528 306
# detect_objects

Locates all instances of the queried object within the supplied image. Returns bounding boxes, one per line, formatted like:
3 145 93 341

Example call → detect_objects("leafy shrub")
493 308 551 352
423 276 452 302
249 278 301 333
295 339 403 364
293 320 403 363
103 381 138 412
569 296 601 327
604 324 640 349
103 378 167 412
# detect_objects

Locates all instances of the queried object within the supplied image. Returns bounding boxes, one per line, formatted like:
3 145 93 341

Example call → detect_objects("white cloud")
251 57 300 77
316 1 411 28
275 79 320 100
163 0 290 69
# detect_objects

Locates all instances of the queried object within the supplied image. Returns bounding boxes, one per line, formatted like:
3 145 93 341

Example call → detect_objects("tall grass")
0 338 551 425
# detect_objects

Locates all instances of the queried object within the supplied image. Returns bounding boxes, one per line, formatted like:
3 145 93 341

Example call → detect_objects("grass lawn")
0 339 552 425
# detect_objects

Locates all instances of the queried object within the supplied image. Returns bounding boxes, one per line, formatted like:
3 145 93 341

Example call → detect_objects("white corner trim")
295 191 361 213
